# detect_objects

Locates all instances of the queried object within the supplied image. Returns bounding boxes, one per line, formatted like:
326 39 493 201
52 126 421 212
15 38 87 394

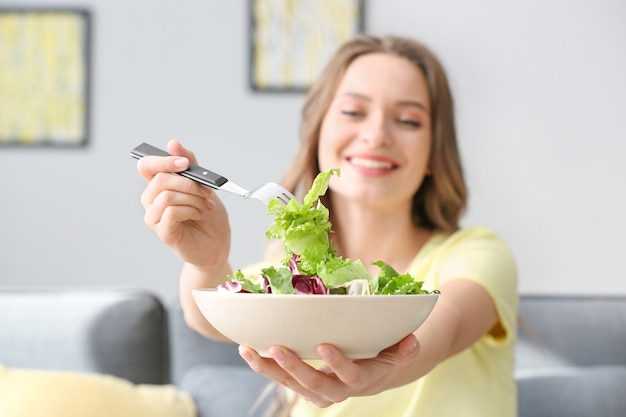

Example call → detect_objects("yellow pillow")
0 365 196 417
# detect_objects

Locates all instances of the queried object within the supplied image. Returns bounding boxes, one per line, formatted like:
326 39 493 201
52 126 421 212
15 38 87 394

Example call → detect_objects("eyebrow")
340 92 430 114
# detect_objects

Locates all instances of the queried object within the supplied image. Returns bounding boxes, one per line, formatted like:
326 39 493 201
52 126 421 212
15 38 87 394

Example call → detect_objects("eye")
341 109 362 117
398 119 422 128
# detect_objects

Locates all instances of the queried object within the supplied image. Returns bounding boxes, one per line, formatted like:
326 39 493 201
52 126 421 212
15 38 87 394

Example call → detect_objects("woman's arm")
400 278 499 383
137 139 235 341
178 261 233 341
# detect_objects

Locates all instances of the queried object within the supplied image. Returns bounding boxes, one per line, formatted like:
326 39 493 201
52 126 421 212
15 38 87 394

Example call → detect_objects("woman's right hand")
137 139 231 271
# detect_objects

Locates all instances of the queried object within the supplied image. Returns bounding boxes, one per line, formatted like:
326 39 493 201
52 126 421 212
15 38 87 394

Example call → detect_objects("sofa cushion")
517 295 626 368
0 289 168 384
168 298 248 385
0 365 195 417
178 365 271 417
516 366 626 417
168 297 275 416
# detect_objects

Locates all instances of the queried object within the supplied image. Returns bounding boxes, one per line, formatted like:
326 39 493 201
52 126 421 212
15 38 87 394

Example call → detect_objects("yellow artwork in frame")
0 8 90 146
250 0 364 92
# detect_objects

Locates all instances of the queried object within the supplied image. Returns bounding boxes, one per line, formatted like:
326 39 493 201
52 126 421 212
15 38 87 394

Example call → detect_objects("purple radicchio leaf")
258 275 272 294
217 280 246 293
292 275 328 295
288 254 301 275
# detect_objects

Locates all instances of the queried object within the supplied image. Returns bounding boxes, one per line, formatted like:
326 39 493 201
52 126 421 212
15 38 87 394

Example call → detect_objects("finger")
397 334 420 359
144 190 212 230
316 344 361 387
240 346 334 408
166 139 198 163
377 334 420 363
269 346 346 406
151 205 207 245
239 347 301 390
147 175 213 211
137 154 190 182
141 172 212 208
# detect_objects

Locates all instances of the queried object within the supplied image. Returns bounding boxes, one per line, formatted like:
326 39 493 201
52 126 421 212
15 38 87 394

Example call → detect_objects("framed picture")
249 0 365 92
0 8 91 147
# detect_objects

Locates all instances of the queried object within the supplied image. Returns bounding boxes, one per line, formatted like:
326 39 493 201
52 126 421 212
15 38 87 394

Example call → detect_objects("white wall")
1 0 625 302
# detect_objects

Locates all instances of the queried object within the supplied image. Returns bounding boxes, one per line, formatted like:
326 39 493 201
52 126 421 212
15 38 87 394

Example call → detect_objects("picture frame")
0 8 91 147
249 0 365 93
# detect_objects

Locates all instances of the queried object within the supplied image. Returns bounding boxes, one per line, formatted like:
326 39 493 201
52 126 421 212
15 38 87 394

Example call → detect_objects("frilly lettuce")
219 169 437 295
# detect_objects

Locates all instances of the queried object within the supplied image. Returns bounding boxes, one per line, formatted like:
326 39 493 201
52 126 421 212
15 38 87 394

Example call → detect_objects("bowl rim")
192 288 439 299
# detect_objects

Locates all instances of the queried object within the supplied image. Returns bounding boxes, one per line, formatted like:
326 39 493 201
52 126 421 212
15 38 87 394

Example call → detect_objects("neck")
328 197 431 275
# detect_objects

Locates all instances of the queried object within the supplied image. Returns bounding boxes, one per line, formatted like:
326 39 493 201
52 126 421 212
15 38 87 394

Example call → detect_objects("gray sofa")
515 295 626 417
0 289 270 417
1 289 625 417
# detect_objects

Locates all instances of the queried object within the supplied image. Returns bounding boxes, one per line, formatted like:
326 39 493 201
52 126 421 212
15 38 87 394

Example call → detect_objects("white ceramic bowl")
192 289 438 359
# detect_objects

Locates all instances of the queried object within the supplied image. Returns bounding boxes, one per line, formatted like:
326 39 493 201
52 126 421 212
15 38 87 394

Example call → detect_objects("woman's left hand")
238 334 420 408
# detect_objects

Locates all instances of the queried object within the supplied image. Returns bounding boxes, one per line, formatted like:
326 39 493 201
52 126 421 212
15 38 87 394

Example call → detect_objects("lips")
348 155 397 170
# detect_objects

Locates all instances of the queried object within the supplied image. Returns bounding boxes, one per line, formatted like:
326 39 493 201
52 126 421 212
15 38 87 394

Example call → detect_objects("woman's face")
318 53 432 210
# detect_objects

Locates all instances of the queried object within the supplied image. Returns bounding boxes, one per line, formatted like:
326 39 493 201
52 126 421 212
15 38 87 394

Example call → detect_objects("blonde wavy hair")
281 34 467 232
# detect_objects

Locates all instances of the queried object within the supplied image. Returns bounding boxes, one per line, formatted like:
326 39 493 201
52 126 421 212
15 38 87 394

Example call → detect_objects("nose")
358 112 392 147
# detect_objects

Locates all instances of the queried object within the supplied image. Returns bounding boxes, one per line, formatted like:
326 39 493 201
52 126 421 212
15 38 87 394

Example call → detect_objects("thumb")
167 139 198 163
398 334 420 360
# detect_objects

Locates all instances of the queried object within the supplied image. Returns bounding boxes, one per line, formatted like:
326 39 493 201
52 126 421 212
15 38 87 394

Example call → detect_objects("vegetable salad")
219 169 438 296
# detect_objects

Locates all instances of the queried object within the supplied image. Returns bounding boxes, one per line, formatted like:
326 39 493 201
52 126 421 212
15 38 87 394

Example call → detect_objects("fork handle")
131 143 228 189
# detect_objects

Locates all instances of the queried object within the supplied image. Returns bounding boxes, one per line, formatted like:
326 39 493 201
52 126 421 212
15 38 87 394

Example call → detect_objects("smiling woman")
317 53 432 221
135 34 517 417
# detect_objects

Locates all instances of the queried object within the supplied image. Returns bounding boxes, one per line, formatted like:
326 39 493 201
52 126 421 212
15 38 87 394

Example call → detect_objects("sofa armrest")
517 366 626 417
0 289 168 384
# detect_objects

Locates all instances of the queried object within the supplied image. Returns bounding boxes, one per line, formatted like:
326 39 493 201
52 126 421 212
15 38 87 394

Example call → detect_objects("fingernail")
239 346 253 363
200 186 213 198
318 346 332 360
271 347 285 363
173 157 188 169
205 198 215 210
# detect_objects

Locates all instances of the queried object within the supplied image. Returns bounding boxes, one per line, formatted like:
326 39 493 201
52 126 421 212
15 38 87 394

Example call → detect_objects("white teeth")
350 157 393 169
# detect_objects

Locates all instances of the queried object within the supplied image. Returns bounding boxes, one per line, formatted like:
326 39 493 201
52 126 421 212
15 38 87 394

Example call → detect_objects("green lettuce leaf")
319 259 373 290
372 260 434 295
265 169 339 276
228 270 264 293
261 266 295 294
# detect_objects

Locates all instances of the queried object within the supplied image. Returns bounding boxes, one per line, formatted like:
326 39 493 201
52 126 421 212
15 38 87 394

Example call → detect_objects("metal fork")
131 143 297 206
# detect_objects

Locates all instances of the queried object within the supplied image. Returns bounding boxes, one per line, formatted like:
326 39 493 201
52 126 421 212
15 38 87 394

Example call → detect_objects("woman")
138 35 518 416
